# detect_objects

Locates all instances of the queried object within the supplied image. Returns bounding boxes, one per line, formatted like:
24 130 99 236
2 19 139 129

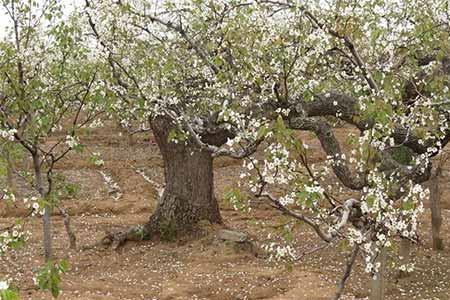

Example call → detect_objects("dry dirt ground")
1 125 450 300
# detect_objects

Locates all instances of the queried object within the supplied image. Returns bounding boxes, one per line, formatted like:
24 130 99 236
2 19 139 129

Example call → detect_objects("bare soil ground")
1 125 450 300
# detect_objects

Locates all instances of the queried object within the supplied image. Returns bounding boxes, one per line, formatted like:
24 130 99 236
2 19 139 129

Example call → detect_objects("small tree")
0 0 102 261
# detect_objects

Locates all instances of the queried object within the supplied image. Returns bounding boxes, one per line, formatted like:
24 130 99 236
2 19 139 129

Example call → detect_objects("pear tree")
0 0 104 261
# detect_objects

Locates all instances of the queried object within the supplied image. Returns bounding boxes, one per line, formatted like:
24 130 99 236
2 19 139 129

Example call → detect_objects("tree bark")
398 239 411 278
32 152 52 261
333 245 359 300
429 165 444 250
143 117 222 237
370 247 387 300
102 117 230 248
5 148 16 193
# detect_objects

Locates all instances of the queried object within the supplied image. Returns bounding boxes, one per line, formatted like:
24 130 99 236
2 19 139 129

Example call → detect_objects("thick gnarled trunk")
102 117 227 247
145 117 222 236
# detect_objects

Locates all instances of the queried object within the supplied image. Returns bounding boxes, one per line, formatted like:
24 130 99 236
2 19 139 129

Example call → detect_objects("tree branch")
333 245 359 300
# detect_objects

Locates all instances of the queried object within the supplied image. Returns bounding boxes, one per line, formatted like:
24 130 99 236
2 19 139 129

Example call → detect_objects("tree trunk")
102 117 231 247
370 247 387 300
32 152 52 261
429 165 444 250
144 117 222 237
5 148 16 193
398 239 411 278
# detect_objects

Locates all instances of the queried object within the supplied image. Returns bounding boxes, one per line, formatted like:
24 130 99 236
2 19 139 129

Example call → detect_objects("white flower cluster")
89 119 104 129
279 192 297 206
24 196 45 217
0 128 17 141
347 228 366 246
262 243 297 261
65 135 80 149
304 183 324 195
242 142 299 196
261 143 296 185
223 113 269 150
345 172 427 273
91 152 105 167
1 189 15 202
358 241 383 275
398 262 415 273
0 280 9 290
0 223 25 254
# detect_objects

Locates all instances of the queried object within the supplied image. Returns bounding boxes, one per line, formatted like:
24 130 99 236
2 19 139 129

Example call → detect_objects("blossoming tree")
236 1 450 299
0 0 103 262
84 0 448 298
85 0 275 245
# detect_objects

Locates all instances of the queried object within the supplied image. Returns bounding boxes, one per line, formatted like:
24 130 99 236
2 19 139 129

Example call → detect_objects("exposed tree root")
96 215 222 250
101 225 149 250
80 224 151 251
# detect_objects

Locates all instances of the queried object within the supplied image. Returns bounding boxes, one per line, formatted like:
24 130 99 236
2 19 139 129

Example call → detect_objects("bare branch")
258 191 333 242
333 245 360 300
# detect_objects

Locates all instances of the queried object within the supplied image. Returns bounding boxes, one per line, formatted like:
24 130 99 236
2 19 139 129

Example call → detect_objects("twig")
294 243 330 261
257 191 333 242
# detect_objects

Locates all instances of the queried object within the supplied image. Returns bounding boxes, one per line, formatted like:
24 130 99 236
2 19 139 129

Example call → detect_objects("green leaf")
224 187 249 212
366 195 376 208
0 289 19 300
402 200 415 211
36 260 69 298
256 125 270 139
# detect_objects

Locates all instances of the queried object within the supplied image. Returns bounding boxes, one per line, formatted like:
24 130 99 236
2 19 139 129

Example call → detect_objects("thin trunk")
32 153 52 261
6 149 16 193
430 165 444 250
333 245 359 300
370 247 387 300
398 239 411 278
144 117 222 237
